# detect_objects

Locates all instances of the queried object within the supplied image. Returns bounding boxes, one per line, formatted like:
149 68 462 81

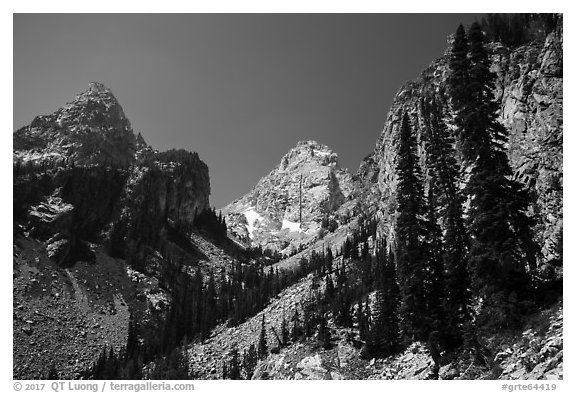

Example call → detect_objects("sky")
13 13 483 209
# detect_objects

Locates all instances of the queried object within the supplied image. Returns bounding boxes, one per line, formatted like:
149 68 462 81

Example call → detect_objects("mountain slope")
12 83 222 379
355 20 562 273
197 18 563 381
12 16 563 381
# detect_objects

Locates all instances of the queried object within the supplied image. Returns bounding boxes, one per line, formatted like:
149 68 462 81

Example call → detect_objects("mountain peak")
223 140 353 251
72 82 122 111
14 82 137 167
293 140 332 152
279 140 340 172
86 81 114 94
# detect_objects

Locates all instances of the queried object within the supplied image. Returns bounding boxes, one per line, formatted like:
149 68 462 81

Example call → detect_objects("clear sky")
14 14 482 209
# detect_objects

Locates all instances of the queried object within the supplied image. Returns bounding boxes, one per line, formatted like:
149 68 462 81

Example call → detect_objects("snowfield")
313 149 330 157
282 218 302 233
243 208 264 239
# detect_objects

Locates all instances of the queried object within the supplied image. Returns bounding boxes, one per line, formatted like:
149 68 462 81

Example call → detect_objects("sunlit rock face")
223 140 353 252
13 83 211 271
355 22 563 271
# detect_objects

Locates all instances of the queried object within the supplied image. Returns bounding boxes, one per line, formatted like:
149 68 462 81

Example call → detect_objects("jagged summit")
85 81 113 94
277 140 340 172
222 140 353 252
14 82 137 167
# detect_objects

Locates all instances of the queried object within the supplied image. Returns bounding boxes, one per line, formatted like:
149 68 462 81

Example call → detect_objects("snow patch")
243 208 263 240
281 219 302 233
313 150 330 157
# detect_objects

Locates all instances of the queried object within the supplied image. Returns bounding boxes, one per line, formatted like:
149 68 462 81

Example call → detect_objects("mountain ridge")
13 15 563 381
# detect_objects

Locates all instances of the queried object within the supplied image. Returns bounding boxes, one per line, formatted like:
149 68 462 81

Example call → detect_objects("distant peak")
277 140 341 172
296 140 320 147
74 82 118 104
87 81 112 94
291 140 335 154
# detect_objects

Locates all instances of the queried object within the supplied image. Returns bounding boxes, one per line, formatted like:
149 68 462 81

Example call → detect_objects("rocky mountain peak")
279 140 340 171
86 81 114 94
223 140 353 252
14 82 137 167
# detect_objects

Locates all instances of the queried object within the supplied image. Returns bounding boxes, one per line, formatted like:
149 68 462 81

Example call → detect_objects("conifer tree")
243 344 258 380
324 275 335 304
281 316 290 345
257 315 268 359
448 22 538 321
369 244 400 355
291 309 302 342
421 96 470 342
395 112 430 340
227 347 242 380
424 180 446 332
317 312 332 349
447 24 470 150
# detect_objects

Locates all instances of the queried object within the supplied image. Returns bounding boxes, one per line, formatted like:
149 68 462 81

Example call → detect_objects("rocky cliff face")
14 83 211 270
111 150 210 273
356 23 563 271
13 83 214 378
222 140 353 252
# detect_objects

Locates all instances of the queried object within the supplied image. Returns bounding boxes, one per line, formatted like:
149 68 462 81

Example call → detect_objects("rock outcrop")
13 83 214 379
112 150 210 273
223 140 353 252
14 83 211 270
355 23 563 272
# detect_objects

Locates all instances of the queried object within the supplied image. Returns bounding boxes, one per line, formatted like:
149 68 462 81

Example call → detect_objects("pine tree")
291 309 302 342
281 316 290 345
317 312 332 349
448 22 538 325
424 180 446 332
421 96 471 343
227 347 242 380
447 24 470 154
395 112 430 341
257 315 268 359
369 245 400 356
443 191 471 344
384 250 401 348
243 343 258 380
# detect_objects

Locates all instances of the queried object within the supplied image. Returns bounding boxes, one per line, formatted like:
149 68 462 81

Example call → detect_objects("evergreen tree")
424 180 446 332
291 309 302 342
447 24 470 154
257 315 268 359
317 312 332 349
421 96 471 343
449 22 538 325
369 245 400 356
385 250 401 348
395 112 430 341
280 316 290 345
324 275 335 304
243 343 258 380
227 347 242 380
